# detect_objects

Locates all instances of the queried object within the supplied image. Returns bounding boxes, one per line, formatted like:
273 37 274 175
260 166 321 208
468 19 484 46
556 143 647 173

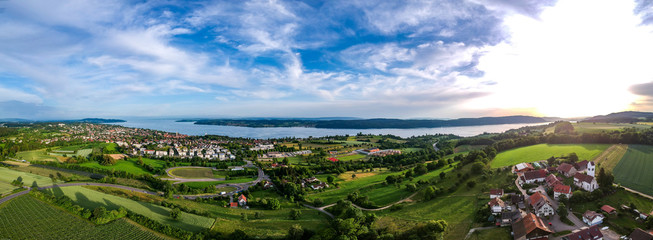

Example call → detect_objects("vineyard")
45 186 215 232
0 195 172 240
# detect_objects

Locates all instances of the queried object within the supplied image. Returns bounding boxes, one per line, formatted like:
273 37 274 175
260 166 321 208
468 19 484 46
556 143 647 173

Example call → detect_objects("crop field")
44 186 215 232
169 167 214 179
80 160 152 175
15 149 60 162
0 167 54 189
613 145 653 196
0 195 171 240
491 144 609 168
592 144 628 171
571 122 650 133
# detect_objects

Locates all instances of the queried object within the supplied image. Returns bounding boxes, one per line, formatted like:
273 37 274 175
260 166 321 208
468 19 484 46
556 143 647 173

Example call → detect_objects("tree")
138 156 144 165
287 224 304 240
170 207 181 220
56 172 64 181
568 153 579 163
327 175 335 184
49 173 57 183
424 186 436 200
554 121 575 134
266 198 281 210
558 203 568 217
31 181 38 189
289 209 301 220
405 183 417 192
471 162 485 174
313 198 324 207
597 168 614 189
547 156 556 165
424 220 448 239
351 174 356 179
467 180 476 188
439 172 446 180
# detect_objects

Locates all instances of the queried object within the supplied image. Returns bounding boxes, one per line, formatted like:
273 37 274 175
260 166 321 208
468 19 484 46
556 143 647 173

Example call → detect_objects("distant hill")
581 111 653 123
186 115 547 129
76 118 126 123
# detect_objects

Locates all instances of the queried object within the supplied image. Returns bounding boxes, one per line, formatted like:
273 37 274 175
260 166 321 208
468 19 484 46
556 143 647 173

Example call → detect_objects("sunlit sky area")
1 0 653 119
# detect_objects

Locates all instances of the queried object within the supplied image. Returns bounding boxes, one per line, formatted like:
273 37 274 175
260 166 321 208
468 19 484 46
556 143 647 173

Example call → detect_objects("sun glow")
466 0 653 117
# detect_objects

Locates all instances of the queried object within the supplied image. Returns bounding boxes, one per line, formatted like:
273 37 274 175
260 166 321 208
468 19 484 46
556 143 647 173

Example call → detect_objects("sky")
1 0 653 120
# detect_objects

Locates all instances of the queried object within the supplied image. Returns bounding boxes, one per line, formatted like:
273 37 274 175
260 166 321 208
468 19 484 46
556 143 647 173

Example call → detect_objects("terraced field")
44 186 215 232
0 195 171 240
613 145 653 196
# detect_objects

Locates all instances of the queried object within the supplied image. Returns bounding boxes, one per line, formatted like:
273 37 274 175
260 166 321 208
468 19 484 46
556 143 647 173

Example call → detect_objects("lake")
110 118 547 139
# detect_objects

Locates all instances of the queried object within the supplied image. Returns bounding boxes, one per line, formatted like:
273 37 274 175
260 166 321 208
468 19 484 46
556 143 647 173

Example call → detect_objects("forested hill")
581 111 653 123
185 116 547 129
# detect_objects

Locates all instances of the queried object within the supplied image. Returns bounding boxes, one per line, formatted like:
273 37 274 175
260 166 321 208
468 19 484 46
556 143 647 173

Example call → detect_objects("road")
0 188 30 205
38 182 163 196
618 185 653 200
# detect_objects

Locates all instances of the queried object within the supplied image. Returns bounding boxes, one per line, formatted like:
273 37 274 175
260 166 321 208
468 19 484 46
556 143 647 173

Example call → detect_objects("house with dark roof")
511 213 553 240
529 192 554 217
629 228 653 240
512 194 526 209
558 163 577 177
574 172 598 192
582 210 604 226
545 174 563 188
561 226 603 240
553 184 572 200
490 189 504 199
501 210 522 226
520 169 547 185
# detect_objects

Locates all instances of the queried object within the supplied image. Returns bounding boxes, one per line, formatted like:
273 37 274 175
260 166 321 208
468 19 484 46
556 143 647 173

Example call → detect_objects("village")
485 159 653 240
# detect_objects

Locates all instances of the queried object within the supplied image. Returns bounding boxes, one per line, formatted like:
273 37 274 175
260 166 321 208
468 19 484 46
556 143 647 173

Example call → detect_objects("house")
490 189 504 199
513 163 535 173
561 226 603 240
574 173 599 192
230 202 238 208
238 195 247 206
529 192 555 217
512 213 553 240
501 211 522 226
629 228 653 240
311 182 329 190
600 205 616 215
262 181 274 189
546 174 563 188
520 169 547 185
558 163 577 177
489 197 507 214
512 194 526 209
582 210 605 226
553 184 572 200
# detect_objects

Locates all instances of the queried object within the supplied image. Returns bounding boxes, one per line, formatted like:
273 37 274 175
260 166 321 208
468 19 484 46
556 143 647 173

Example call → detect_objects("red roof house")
329 157 339 162
601 205 616 214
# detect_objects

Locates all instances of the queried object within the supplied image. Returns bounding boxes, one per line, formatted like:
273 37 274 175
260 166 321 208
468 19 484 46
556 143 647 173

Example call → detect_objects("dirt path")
619 185 653 200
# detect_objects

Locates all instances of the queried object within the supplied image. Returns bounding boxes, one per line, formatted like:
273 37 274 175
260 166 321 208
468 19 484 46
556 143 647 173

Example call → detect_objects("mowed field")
0 167 54 193
15 149 61 162
169 167 214 179
80 159 153 175
44 186 215 232
613 145 653 196
491 144 609 168
593 144 628 171
0 195 171 240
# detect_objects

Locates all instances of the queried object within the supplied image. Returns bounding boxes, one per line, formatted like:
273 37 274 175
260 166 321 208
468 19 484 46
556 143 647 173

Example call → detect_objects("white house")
553 184 572 200
583 210 605 226
520 169 547 185
490 189 504 199
488 197 506 215
529 192 555 217
574 173 599 192
238 195 247 206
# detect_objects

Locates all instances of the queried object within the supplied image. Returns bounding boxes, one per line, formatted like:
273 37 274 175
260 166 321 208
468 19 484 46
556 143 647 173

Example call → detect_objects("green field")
0 167 54 193
335 154 366 161
44 186 215 232
0 182 17 196
491 144 610 168
169 167 214 179
15 149 60 162
571 122 650 133
0 195 170 240
80 160 153 175
613 145 653 196
467 227 512 240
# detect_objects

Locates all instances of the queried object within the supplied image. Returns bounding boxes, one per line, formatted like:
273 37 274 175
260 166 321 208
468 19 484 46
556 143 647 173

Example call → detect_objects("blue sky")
1 0 653 119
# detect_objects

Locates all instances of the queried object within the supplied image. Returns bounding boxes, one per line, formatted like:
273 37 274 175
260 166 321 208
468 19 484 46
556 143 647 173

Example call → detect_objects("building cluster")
257 150 312 161
301 177 329 190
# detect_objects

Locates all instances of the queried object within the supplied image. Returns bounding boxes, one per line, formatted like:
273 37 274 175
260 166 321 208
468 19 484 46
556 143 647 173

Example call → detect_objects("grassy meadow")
0 195 171 240
491 144 609 168
44 186 215 232
80 160 152 175
613 144 653 196
0 167 54 191
593 144 628 172
169 167 215 179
